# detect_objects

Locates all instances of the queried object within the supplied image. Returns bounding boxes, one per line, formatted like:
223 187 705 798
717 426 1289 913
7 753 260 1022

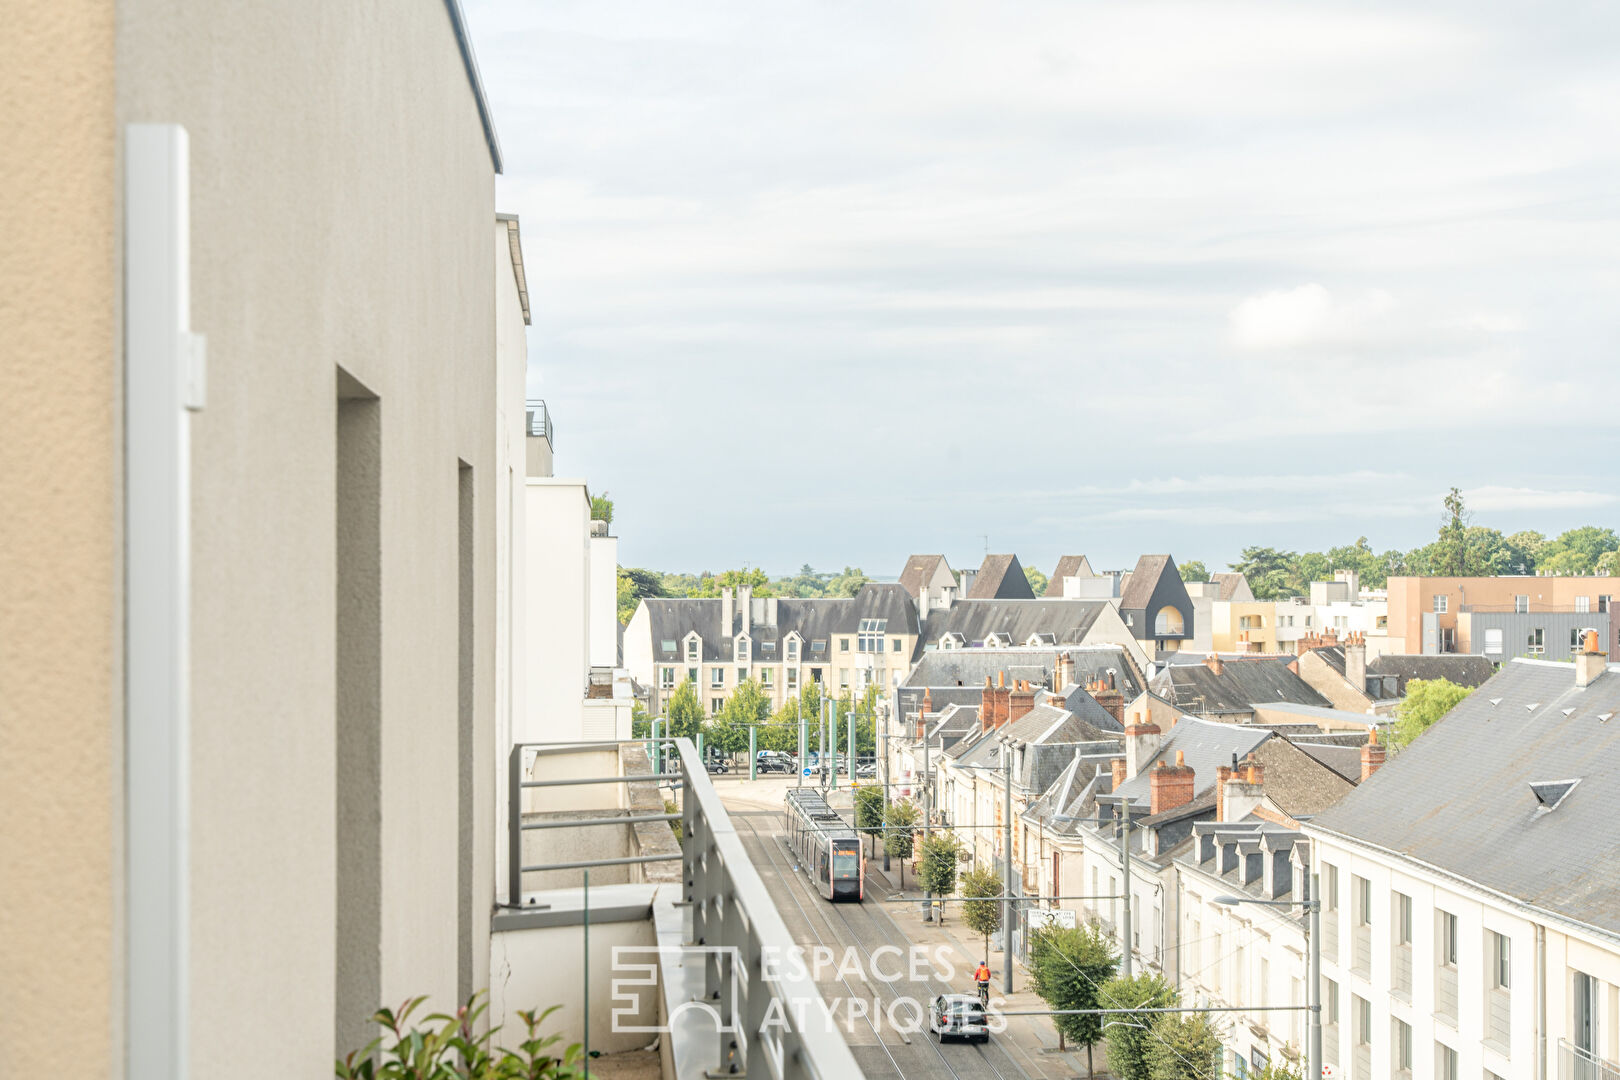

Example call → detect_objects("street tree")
664 680 705 742
1144 1011 1223 1080
1389 676 1472 749
917 832 963 921
883 800 918 886
1024 565 1050 594
1098 973 1177 1080
1028 923 1118 1071
853 785 886 856
959 868 1003 962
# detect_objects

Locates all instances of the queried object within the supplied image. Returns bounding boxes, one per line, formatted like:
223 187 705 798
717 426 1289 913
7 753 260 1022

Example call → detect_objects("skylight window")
1529 779 1580 811
660 639 676 653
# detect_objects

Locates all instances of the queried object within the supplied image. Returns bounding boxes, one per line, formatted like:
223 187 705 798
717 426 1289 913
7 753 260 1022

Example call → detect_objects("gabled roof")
1044 555 1094 596
898 555 949 599
1151 658 1331 715
1120 554 1176 611
1108 718 1274 810
915 602 1114 661
968 554 1036 600
901 644 1144 700
1367 654 1497 694
1298 743 1363 783
1210 573 1253 601
1308 659 1620 937
1249 737 1357 818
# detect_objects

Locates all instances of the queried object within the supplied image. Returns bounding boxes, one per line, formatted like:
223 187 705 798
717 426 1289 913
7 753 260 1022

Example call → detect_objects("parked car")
754 751 795 774
929 994 988 1043
854 762 878 779
704 757 731 774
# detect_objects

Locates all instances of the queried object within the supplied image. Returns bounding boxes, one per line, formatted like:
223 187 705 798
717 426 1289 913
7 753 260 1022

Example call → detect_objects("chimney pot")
1360 728 1387 782
1205 653 1224 676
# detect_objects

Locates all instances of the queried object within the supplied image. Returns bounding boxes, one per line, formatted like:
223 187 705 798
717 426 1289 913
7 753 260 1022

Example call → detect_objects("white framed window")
737 667 747 683
1393 1017 1413 1074
856 619 887 652
1515 594 1529 613
786 639 799 662
1528 628 1545 656
1355 875 1372 926
840 638 850 652
1396 892 1412 945
711 697 724 715
659 667 675 689
1439 910 1458 966
660 639 676 653
891 637 902 652
840 669 851 688
1437 1044 1458 1080
1484 628 1504 655
1490 930 1511 989
687 667 699 683
686 638 700 662
711 667 725 688
736 636 749 663
1576 596 1591 613
761 668 774 687
1433 595 1449 613
1355 994 1372 1045
786 668 798 690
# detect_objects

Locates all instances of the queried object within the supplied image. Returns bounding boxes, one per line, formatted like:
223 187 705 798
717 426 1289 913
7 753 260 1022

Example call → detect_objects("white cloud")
1465 487 1620 512
1228 284 1396 350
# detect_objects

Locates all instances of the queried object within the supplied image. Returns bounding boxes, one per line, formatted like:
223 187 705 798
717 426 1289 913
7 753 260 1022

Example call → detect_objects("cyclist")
973 961 992 1007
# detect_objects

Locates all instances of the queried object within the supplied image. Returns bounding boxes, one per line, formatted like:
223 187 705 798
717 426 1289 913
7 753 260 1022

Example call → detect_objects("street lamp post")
1213 892 1322 1080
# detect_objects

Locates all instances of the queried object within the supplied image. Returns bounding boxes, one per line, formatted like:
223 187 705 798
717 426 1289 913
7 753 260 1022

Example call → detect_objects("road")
730 801 1043 1080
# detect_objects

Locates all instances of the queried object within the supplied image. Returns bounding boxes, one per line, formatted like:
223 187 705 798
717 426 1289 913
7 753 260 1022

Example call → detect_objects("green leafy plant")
1097 972 1175 1080
917 832 963 918
1143 1010 1223 1080
1028 924 1119 1070
336 993 586 1080
959 867 1003 962
882 800 918 886
853 785 886 855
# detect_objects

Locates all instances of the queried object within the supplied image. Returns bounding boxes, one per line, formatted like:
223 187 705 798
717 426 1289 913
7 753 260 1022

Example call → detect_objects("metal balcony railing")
506 737 860 1080
1561 1040 1620 1080
525 398 553 444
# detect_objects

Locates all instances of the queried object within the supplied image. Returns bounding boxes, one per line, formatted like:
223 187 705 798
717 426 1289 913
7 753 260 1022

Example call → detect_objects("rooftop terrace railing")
507 736 860 1080
525 398 553 444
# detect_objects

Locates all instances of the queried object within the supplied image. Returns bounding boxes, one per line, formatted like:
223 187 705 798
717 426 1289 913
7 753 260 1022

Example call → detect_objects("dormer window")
736 636 750 664
686 637 699 663
1529 778 1580 811
786 638 799 662
940 632 965 651
857 618 888 652
985 632 1011 648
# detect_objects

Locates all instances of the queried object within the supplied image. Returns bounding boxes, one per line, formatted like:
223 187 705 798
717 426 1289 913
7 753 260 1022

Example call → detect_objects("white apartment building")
1305 649 1620 1080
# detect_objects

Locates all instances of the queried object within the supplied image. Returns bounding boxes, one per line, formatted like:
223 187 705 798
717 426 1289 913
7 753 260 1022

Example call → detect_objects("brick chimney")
1123 717 1162 779
1110 756 1127 791
1089 673 1125 726
1344 630 1367 695
1009 679 1036 724
1360 728 1386 781
1576 629 1607 688
1204 654 1224 676
1055 653 1074 693
981 672 1015 731
1149 750 1196 815
1221 752 1265 822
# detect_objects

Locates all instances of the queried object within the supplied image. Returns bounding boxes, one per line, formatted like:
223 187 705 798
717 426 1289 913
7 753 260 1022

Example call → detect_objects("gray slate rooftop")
1308 658 1620 938
914 601 1115 661
1151 657 1331 715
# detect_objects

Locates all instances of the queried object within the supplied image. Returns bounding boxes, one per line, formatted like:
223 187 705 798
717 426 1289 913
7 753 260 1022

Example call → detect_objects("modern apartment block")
0 2 551 1074
1387 575 1618 657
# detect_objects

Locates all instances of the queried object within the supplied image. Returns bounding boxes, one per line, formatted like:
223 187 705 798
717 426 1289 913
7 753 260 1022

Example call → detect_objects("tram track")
739 810 1031 1080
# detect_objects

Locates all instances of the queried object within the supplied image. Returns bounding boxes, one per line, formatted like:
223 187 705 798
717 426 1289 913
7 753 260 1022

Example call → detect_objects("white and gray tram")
783 788 865 901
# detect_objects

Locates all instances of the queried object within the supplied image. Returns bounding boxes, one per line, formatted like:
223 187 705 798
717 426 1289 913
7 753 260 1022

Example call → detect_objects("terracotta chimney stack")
1123 718 1162 779
1110 756 1127 791
1009 679 1036 724
1360 728 1386 782
1576 629 1607 688
1149 749 1196 815
1205 654 1224 676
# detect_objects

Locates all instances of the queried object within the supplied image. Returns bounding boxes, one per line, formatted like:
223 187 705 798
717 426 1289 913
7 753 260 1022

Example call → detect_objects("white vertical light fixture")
126 122 205 1080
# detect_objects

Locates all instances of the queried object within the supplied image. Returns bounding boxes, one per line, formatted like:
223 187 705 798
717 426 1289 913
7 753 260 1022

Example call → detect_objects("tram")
783 788 865 901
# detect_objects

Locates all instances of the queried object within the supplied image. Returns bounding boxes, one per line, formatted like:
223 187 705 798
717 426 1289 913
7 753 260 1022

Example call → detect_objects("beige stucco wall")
0 3 120 1077
114 0 499 1072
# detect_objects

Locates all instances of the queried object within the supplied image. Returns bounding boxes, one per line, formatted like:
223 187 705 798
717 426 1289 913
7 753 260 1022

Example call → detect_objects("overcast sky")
465 0 1620 578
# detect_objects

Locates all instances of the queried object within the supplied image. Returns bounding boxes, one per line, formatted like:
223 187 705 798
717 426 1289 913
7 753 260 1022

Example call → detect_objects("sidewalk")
866 859 1106 1080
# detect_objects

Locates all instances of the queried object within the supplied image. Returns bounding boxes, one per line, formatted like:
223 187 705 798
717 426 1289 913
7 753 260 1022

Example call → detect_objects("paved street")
721 778 1100 1080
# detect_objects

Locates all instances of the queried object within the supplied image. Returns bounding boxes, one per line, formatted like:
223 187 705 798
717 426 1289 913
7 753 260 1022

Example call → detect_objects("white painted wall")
524 480 592 744
589 534 619 669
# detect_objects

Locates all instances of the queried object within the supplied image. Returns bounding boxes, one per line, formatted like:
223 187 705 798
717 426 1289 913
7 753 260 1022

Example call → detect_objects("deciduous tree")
1389 676 1472 749
1098 972 1176 1080
960 868 1003 962
1029 924 1119 1070
1144 1011 1223 1080
917 833 963 919
883 800 918 886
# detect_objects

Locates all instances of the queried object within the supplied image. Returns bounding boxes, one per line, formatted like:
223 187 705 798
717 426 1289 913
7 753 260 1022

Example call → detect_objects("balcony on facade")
526 398 555 477
497 737 857 1080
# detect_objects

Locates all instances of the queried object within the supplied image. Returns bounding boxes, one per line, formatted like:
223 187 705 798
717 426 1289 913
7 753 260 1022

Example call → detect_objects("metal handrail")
505 737 861 1080
525 398 553 443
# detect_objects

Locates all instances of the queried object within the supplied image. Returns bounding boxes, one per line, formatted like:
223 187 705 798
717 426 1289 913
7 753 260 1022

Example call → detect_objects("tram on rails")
784 788 865 901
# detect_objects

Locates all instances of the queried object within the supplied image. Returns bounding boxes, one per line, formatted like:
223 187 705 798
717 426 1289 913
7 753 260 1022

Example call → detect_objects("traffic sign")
802 768 813 777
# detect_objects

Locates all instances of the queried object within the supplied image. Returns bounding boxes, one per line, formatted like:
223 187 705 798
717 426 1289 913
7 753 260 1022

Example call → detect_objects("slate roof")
1249 701 1381 728
1044 555 1094 596
1119 554 1174 611
1249 738 1357 818
1307 659 1620 937
952 708 1121 793
901 644 1143 699
1298 744 1363 783
1151 658 1331 716
898 555 948 599
915 601 1112 660
641 582 919 663
968 554 1036 600
1105 718 1274 811
1210 573 1253 601
1367 654 1497 694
